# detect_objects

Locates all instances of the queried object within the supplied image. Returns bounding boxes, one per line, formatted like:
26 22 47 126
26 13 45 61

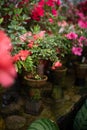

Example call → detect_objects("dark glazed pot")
74 63 87 86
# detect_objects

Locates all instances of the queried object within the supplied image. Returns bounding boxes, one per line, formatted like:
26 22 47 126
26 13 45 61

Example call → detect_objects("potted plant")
65 26 87 86
10 26 58 73
12 26 48 86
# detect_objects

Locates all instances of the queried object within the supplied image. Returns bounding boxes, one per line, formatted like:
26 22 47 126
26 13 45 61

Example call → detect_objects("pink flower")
38 31 45 39
56 0 61 6
72 46 83 56
0 30 16 87
58 20 68 27
38 0 45 7
52 61 62 69
46 0 54 7
48 18 54 23
78 36 86 46
33 31 45 40
0 30 12 51
84 39 87 46
65 32 78 40
78 36 86 42
52 9 58 16
19 32 32 42
0 51 16 87
78 20 87 29
54 61 62 67
51 66 55 70
77 12 84 19
78 36 87 46
27 41 34 48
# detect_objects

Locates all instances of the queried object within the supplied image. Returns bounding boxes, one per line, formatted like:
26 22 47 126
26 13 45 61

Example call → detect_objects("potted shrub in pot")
65 27 87 86
12 26 49 87
12 25 70 86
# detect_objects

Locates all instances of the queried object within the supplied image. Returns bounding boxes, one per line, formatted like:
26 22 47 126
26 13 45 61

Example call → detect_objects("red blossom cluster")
31 0 61 21
13 50 31 62
13 31 45 63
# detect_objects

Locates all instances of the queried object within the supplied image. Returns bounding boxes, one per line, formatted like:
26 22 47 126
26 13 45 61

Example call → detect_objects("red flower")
28 42 34 48
13 54 20 62
18 50 30 61
13 50 32 62
46 0 54 7
52 61 62 70
0 51 16 87
48 18 54 23
31 5 44 21
0 30 12 52
54 61 62 67
0 30 16 87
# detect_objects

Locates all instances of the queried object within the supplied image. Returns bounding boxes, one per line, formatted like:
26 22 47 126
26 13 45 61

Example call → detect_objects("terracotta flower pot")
24 75 48 88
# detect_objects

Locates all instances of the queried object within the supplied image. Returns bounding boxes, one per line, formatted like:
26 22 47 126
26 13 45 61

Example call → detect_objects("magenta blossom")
48 18 54 23
65 32 78 40
72 46 83 56
38 0 45 7
52 9 58 16
78 20 87 29
45 0 54 7
77 12 85 19
56 0 61 6
78 36 86 47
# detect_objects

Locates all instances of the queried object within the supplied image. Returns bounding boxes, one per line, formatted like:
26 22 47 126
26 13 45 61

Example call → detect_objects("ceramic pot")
74 63 87 86
24 75 48 88
25 99 43 115
52 66 67 86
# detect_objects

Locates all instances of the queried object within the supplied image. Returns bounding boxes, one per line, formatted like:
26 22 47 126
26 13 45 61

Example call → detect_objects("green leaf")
0 18 3 24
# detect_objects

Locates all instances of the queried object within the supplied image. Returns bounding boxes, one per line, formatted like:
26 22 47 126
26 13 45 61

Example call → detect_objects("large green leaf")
73 99 87 130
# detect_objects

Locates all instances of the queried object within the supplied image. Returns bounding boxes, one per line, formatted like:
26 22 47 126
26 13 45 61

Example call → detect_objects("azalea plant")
12 25 70 77
59 0 87 63
0 0 87 81
0 0 61 33
65 27 87 64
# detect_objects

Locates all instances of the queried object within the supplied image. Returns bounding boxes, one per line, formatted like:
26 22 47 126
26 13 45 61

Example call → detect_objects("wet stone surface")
0 73 87 130
5 115 26 130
